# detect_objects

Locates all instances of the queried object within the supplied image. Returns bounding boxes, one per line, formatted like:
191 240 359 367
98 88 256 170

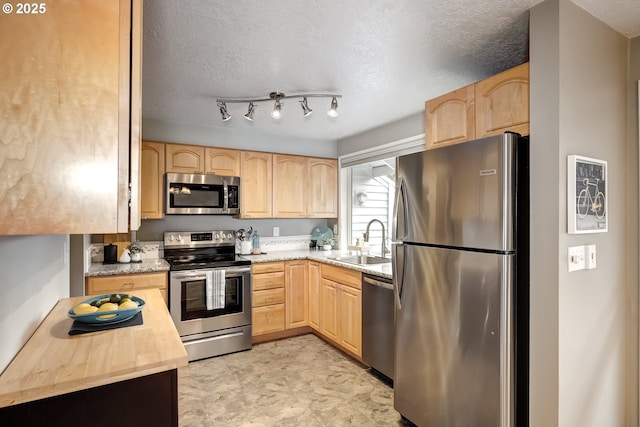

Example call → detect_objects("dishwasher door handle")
363 276 394 290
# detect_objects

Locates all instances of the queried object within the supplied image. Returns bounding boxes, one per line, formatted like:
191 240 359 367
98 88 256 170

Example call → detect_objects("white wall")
530 1 632 426
627 35 640 427
143 117 338 158
0 235 70 373
337 112 424 156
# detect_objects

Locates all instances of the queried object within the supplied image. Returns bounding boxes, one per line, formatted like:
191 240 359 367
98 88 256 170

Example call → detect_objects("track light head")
244 102 256 121
218 102 231 121
300 97 313 117
271 99 282 120
327 96 338 117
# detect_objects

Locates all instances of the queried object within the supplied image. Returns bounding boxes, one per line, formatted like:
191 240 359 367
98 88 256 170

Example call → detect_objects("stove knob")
176 235 183 242
227 233 234 239
168 235 174 241
214 233 220 240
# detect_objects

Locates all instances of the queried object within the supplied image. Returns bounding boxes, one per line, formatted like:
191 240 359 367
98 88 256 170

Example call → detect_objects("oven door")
169 265 251 337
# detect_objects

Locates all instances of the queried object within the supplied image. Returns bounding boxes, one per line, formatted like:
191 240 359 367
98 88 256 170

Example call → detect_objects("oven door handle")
171 272 208 281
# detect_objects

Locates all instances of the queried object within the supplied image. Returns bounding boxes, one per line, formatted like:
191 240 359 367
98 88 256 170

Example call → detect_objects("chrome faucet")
363 219 389 256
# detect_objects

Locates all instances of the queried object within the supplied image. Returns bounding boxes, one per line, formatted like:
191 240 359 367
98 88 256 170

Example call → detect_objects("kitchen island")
0 288 188 427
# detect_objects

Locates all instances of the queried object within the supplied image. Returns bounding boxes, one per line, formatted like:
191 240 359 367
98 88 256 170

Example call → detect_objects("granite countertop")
240 249 393 279
86 259 170 277
86 250 391 280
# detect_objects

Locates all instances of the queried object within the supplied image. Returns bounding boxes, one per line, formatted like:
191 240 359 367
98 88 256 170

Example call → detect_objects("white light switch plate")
568 246 585 272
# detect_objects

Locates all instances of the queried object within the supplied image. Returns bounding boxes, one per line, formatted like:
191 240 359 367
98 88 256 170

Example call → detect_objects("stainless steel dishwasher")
362 273 395 381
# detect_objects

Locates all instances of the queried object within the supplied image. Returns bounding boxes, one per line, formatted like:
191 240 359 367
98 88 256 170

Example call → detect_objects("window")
345 159 395 256
338 135 424 255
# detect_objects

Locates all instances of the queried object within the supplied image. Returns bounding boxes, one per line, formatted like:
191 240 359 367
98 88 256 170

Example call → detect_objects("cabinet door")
308 261 321 331
285 260 309 329
273 154 307 218
425 84 475 149
0 0 132 234
240 151 272 218
205 147 241 176
252 304 285 336
165 143 205 173
85 272 168 305
140 141 165 219
319 279 339 342
338 285 362 357
475 62 529 138
307 158 338 218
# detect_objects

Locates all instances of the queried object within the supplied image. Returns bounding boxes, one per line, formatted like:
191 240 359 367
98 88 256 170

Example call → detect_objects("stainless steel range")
164 230 252 361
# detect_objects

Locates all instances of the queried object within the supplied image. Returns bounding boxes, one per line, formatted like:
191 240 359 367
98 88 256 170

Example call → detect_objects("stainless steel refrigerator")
392 132 529 427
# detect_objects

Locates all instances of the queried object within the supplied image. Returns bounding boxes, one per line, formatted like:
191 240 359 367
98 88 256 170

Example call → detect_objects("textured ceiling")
142 0 640 142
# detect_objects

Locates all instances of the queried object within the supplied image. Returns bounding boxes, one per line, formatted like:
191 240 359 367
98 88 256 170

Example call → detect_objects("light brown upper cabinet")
205 147 241 176
140 141 165 220
475 62 530 139
425 85 475 150
240 151 273 218
308 158 338 218
0 0 140 235
273 154 308 218
424 62 529 150
165 143 205 174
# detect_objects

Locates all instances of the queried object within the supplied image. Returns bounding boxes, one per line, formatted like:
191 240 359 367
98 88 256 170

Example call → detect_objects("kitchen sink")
328 255 391 265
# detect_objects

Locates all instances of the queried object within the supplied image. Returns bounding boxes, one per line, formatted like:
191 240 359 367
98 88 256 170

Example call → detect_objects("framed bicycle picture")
568 155 608 234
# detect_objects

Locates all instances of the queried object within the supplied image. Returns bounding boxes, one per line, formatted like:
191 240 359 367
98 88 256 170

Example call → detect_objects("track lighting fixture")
215 92 341 122
300 97 313 117
244 102 256 121
327 96 339 117
217 101 231 121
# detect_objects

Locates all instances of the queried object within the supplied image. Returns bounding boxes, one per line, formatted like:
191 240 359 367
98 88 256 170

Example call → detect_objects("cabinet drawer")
321 264 361 290
253 288 285 307
252 271 285 291
86 272 167 294
252 262 285 274
252 304 285 336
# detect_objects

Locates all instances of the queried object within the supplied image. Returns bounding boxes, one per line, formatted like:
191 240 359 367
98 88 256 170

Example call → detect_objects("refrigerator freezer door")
395 133 518 252
394 244 514 427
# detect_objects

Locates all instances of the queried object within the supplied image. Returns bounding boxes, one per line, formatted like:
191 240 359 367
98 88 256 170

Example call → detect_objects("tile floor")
178 334 413 426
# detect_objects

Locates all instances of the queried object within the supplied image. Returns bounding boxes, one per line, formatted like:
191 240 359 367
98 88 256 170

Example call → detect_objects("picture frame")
567 155 608 234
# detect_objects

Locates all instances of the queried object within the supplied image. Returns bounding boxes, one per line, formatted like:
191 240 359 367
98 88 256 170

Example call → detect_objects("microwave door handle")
223 181 229 213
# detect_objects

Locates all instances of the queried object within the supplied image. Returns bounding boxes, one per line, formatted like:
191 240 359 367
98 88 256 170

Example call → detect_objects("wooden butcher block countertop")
0 288 188 408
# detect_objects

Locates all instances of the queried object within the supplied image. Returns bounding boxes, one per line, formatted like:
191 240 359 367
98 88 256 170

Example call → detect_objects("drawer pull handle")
122 282 134 289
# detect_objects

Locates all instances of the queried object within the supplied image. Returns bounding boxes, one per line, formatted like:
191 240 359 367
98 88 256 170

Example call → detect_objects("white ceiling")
142 0 640 142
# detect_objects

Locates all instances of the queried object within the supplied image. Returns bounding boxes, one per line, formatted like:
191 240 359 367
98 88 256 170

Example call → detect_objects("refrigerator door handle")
392 243 405 311
392 175 408 241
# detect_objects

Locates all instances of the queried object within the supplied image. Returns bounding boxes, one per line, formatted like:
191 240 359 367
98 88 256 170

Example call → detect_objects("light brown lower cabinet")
285 260 309 329
318 264 362 358
308 261 321 330
252 262 286 337
85 272 168 305
251 260 363 359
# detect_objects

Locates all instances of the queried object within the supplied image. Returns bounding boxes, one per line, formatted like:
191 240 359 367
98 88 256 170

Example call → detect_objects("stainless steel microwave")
165 173 240 215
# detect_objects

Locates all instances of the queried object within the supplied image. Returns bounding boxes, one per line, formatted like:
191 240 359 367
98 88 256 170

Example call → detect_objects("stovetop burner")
163 230 250 270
